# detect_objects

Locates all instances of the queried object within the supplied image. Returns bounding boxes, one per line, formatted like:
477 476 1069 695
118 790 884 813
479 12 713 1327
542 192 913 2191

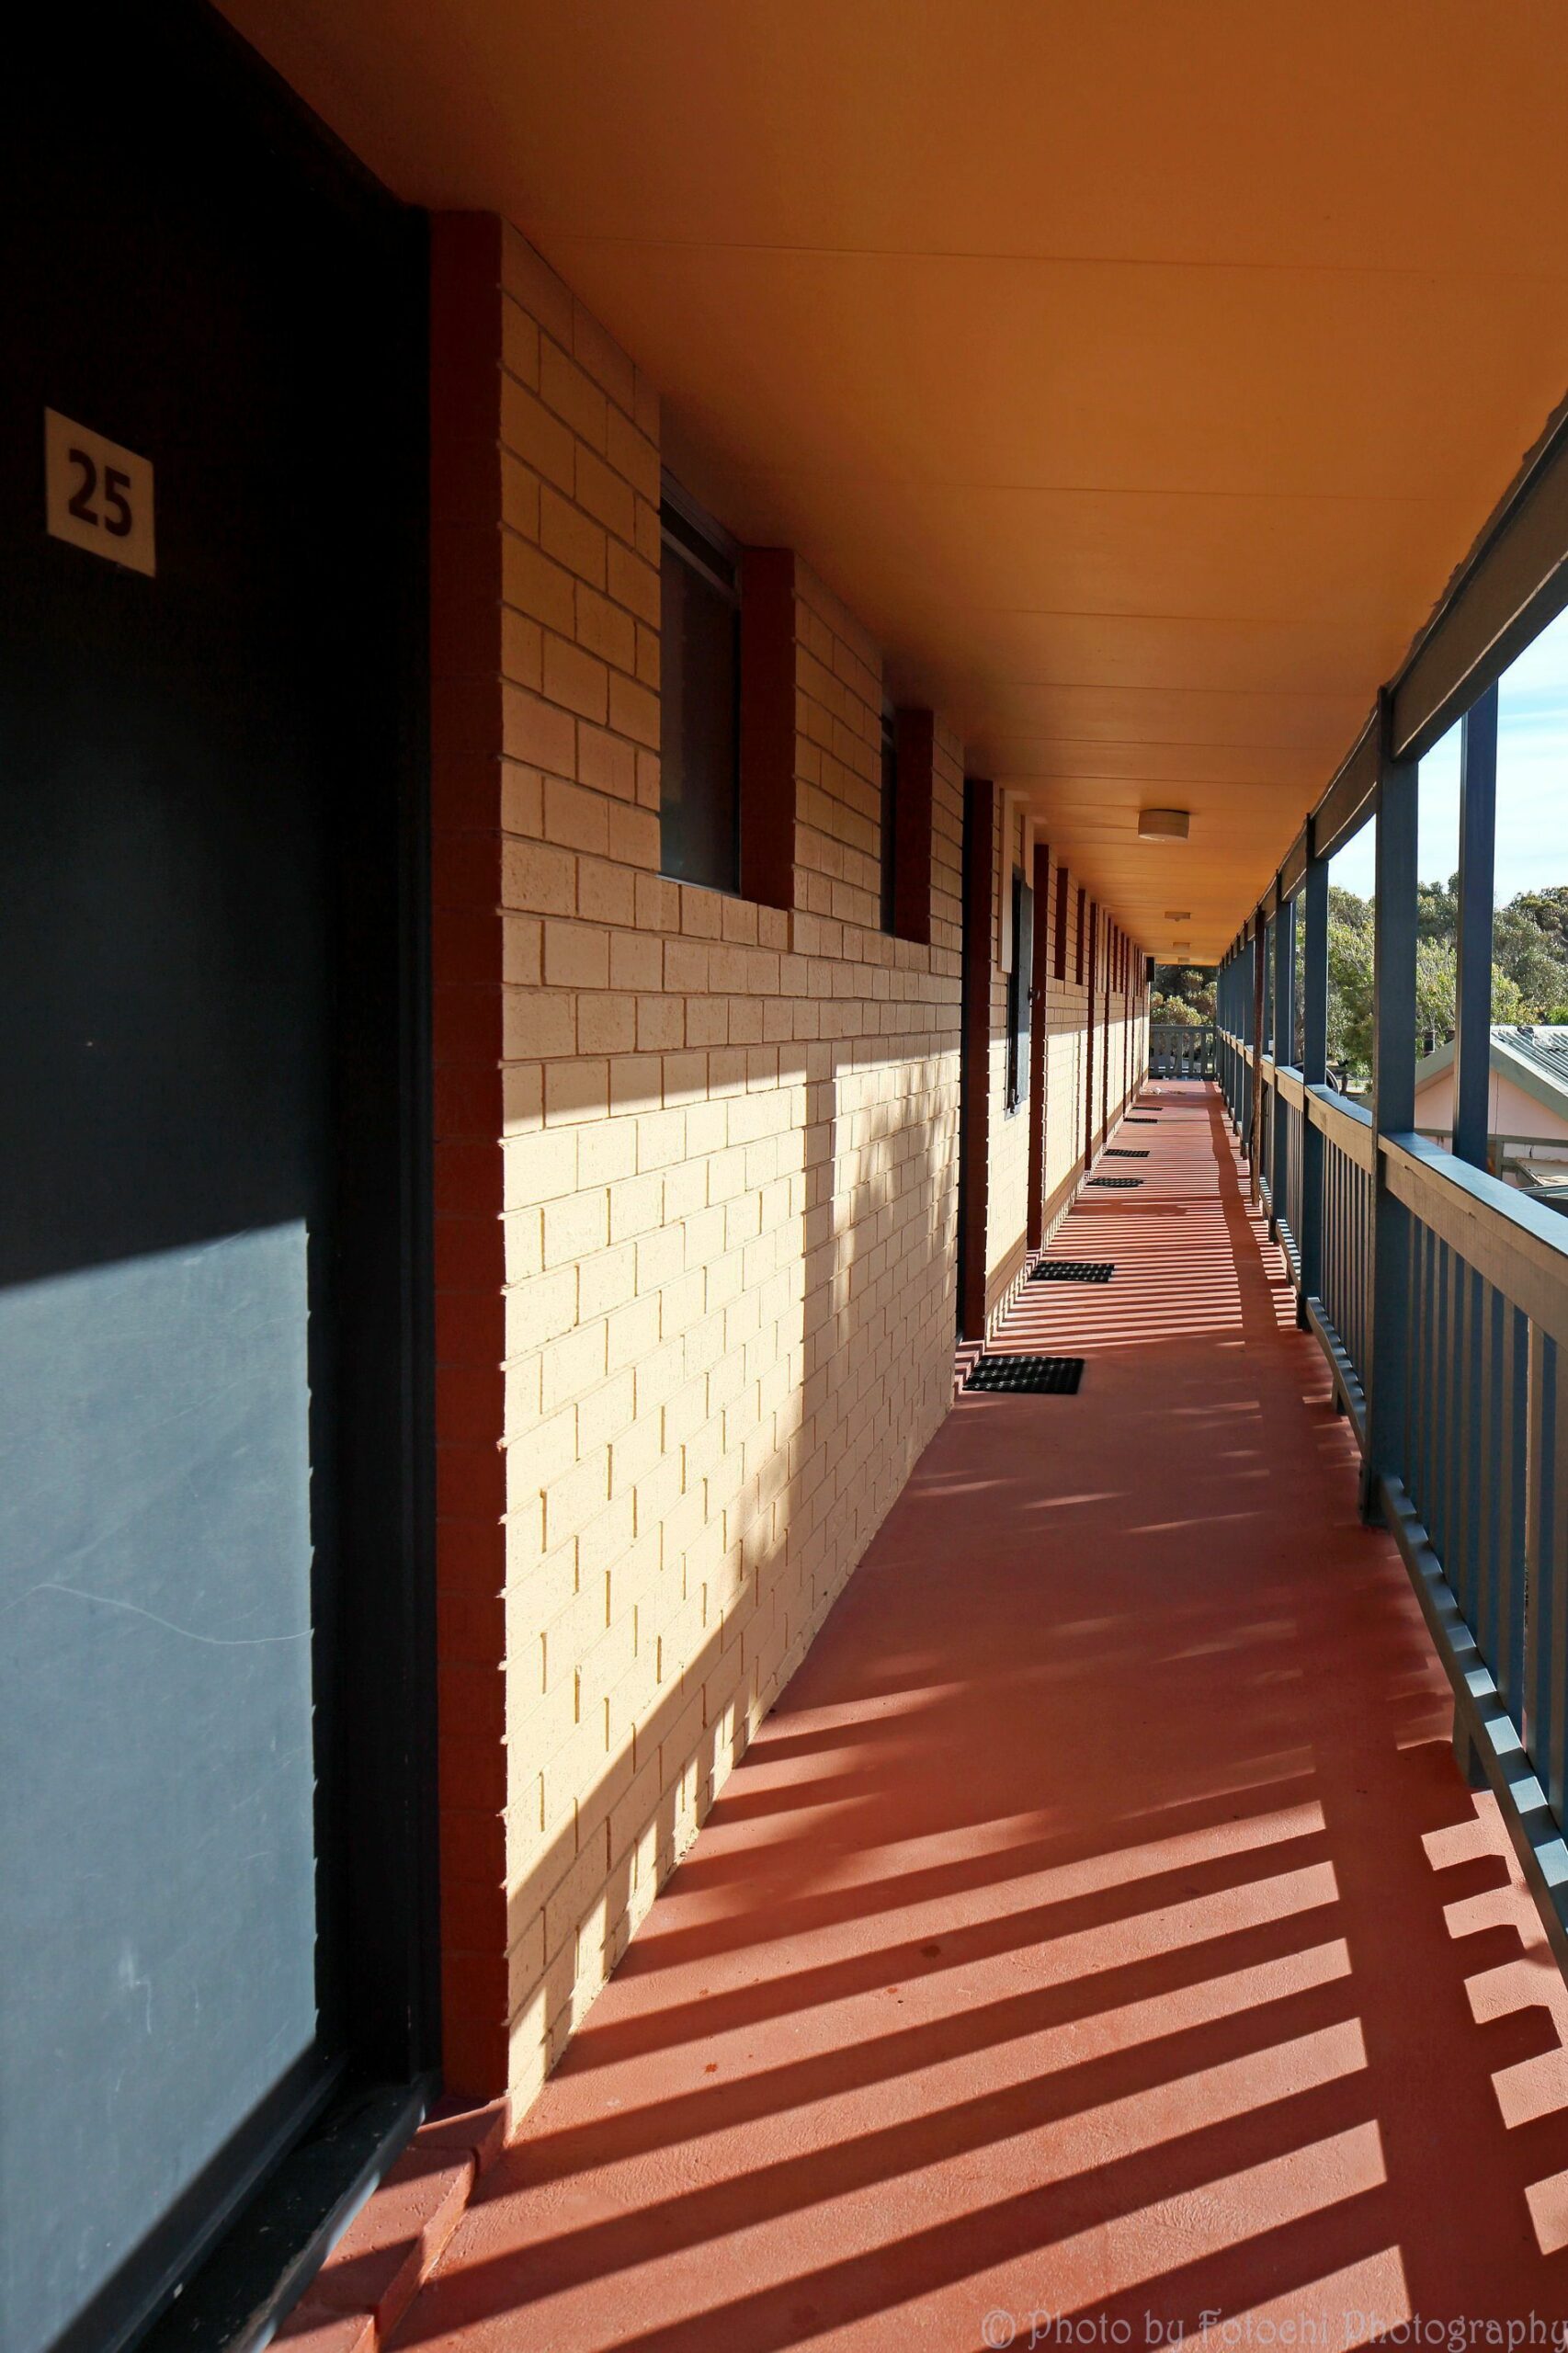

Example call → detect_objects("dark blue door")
0 12 432 2348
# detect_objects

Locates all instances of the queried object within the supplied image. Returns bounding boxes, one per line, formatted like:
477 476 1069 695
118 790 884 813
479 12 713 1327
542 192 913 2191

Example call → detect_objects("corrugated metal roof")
1497 1025 1568 1097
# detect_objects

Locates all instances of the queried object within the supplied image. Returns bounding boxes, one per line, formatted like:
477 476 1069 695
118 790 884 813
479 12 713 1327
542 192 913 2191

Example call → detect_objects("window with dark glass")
659 481 741 892
1006 866 1034 1114
880 710 898 933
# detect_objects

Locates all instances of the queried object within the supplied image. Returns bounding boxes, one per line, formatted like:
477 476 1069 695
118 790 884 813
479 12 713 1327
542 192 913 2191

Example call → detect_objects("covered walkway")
393 1092 1568 2348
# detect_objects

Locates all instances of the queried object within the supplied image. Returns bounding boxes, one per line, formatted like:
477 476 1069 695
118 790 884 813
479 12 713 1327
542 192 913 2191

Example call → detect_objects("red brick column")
1027 839 1051 1247
959 777 995 1342
429 212 510 2096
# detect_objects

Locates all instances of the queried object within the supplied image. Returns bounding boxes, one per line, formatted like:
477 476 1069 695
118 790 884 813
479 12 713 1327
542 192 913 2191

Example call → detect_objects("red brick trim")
959 777 995 1343
1101 912 1112 1140
892 706 935 946
276 2097 509 2350
1027 840 1051 1249
1053 860 1070 983
1084 899 1098 1165
739 547 797 910
429 212 508 2098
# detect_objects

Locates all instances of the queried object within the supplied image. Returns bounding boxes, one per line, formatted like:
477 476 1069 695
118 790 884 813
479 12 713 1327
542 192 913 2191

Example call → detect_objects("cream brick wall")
793 582 884 931
1041 854 1091 1238
486 227 962 2103
971 830 1150 1328
436 216 1146 2109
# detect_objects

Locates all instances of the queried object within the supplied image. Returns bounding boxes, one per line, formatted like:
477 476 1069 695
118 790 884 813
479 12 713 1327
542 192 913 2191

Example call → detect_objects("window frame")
658 471 743 897
1005 862 1034 1116
879 706 898 935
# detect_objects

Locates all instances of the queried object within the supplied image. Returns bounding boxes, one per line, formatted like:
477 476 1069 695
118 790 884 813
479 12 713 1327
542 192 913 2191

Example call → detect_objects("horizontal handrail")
1307 1084 1378 1171
1215 772 1568 2007
1381 1130 1568 1352
1415 1127 1568 1162
1375 1470 1568 1985
1310 1084 1371 1127
1148 1023 1217 1078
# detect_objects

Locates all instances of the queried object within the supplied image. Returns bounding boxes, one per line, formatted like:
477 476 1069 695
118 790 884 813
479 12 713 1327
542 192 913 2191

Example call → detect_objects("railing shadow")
395 1086 1568 2347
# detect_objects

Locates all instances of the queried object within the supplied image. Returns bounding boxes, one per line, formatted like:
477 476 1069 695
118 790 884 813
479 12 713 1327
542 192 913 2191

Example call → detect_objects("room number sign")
45 409 156 576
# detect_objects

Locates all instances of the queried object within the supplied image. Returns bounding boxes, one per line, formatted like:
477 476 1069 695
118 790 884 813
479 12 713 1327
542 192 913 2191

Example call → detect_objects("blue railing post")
1233 941 1243 1124
1271 887 1294 1243
1231 940 1244 1129
1299 824 1328 1326
1229 947 1238 1119
1233 931 1243 1133
1245 927 1256 1149
1249 920 1265 1204
1453 680 1499 1171
1261 905 1276 1222
1362 694 1418 1523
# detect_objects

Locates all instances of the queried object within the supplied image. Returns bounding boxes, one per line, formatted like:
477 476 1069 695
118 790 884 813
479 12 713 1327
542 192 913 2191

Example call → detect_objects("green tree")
1416 872 1460 944
1247 870 1568 1079
1492 900 1568 1015
1152 963 1215 1019
1410 942 1525 1052
1326 886 1375 1074
1321 876 1562 1074
1415 937 1457 1056
1508 885 1568 964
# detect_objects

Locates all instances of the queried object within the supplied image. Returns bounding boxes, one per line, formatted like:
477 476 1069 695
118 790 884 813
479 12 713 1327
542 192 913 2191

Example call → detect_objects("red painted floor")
394 1088 1568 2351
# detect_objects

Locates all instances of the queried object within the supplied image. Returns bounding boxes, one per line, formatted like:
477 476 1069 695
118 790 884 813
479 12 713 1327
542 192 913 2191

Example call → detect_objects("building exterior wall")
984 799 1032 1310
430 213 1148 2112
1414 1062 1568 1149
977 832 1147 1319
1042 857 1090 1237
432 216 973 2105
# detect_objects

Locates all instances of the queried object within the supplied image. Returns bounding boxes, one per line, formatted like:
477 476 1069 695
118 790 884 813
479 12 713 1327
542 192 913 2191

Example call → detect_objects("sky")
1328 602 1568 904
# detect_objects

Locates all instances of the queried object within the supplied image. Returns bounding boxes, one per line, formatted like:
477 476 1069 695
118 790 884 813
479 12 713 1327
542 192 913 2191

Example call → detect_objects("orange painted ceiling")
221 0 1568 959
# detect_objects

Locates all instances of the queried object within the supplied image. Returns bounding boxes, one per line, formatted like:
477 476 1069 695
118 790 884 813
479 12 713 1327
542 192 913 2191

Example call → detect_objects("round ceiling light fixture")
1138 808 1190 841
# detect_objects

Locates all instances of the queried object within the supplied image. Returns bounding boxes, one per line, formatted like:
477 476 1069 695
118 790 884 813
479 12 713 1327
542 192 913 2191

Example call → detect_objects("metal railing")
1415 1130 1568 1208
1149 1023 1216 1079
1385 1138 1568 1852
1312 1084 1374 1419
1220 1024 1568 1973
1251 1057 1373 1407
1206 395 1568 1996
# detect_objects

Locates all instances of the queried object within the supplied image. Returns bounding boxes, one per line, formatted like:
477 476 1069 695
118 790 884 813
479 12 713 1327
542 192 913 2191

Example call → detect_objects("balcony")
354 1087 1568 2348
25 12 1568 2349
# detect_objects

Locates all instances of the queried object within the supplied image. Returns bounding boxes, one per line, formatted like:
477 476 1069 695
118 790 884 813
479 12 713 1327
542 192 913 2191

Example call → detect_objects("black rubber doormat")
1126 1116 1158 1123
966 1354 1085 1394
1088 1176 1142 1188
1104 1148 1149 1158
1029 1260 1114 1284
